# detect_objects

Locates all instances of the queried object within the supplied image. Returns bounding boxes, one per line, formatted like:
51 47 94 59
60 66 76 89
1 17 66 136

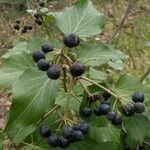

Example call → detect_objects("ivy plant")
0 0 150 149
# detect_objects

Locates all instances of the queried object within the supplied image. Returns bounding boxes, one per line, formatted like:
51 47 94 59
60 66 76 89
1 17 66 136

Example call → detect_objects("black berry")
35 19 42 25
78 122 89 134
13 24 19 30
34 13 40 19
47 66 60 80
73 124 80 130
32 51 45 62
73 130 84 141
101 99 110 105
21 28 27 33
82 107 92 117
42 43 54 53
37 59 49 71
39 1 45 7
93 107 101 116
132 92 144 103
111 115 122 126
63 33 80 48
48 135 59 147
122 105 135 117
16 19 21 24
70 63 85 77
39 125 51 138
59 136 69 148
134 102 145 114
62 126 74 139
99 104 110 115
102 91 111 99
107 111 117 121
24 25 33 30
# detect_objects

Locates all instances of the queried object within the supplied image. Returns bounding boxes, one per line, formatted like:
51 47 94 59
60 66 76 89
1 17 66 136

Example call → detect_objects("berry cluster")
82 91 122 126
13 19 33 33
39 122 89 148
32 34 85 79
122 92 145 117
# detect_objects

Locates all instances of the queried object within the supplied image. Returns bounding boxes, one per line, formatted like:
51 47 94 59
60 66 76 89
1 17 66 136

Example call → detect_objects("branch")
140 68 150 82
108 0 139 43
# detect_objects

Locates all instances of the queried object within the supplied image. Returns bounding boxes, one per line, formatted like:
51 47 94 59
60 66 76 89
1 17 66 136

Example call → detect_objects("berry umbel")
63 33 80 48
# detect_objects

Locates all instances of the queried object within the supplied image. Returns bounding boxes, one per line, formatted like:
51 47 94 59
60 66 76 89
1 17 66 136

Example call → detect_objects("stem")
78 80 92 96
112 99 118 111
23 142 38 149
36 105 59 125
140 68 150 82
68 92 81 103
80 76 127 106
63 53 73 66
63 67 68 92
143 140 150 146
64 118 77 124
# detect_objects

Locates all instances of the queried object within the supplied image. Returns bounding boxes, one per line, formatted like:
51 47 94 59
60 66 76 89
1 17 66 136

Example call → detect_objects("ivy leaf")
89 126 121 145
5 69 59 145
55 91 81 112
52 0 105 38
123 115 150 142
2 42 30 59
108 60 125 70
114 75 150 105
89 67 108 81
0 52 35 88
27 37 62 52
76 43 127 67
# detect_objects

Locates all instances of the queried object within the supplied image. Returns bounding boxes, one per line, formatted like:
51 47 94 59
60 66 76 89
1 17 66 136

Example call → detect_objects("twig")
63 67 68 92
140 68 150 82
108 0 139 43
36 105 59 125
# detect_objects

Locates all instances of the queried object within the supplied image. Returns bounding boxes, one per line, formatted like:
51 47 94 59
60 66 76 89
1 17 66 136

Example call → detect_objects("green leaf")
27 37 62 52
55 91 81 112
89 67 108 81
108 60 125 70
0 52 35 88
123 115 150 142
115 75 150 105
52 0 105 38
76 43 127 67
2 42 30 59
5 69 59 144
0 131 4 150
89 126 121 144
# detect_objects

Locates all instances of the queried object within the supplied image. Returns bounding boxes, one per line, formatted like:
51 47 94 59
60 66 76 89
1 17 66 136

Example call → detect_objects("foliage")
0 0 150 149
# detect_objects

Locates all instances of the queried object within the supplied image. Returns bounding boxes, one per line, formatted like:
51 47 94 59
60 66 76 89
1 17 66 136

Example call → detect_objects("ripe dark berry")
13 24 19 30
78 122 89 134
107 111 117 121
82 107 92 117
16 19 21 24
73 130 84 141
99 104 110 115
93 107 101 116
37 59 49 71
42 43 54 53
62 126 74 139
24 25 33 30
132 92 144 103
35 19 42 25
102 91 111 99
111 115 122 126
134 102 145 114
47 66 60 80
39 1 45 7
48 135 59 147
21 28 27 33
122 105 135 117
34 13 40 19
63 33 80 48
59 136 69 148
101 99 110 105
39 125 51 138
32 51 45 62
70 63 85 77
